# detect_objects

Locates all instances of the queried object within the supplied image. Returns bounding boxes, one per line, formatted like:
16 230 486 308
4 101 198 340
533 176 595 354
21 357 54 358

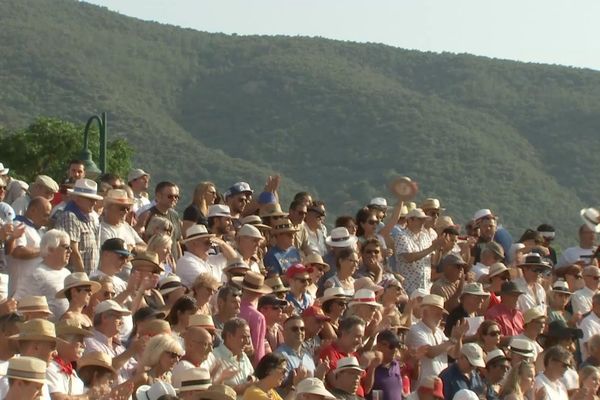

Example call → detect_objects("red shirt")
319 342 365 397
484 303 524 336
487 292 501 310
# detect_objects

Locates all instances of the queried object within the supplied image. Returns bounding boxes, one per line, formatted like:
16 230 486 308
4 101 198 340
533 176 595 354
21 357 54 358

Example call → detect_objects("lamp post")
80 112 107 179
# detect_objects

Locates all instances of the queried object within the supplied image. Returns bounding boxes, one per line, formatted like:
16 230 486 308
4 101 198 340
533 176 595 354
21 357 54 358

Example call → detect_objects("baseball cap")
286 264 309 280
302 306 330 321
228 182 253 196
460 343 485 368
100 238 132 257
128 168 149 183
258 294 288 309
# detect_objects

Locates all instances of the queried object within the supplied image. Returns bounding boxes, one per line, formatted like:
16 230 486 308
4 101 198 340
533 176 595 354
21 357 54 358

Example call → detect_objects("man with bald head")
7 197 52 296
172 325 214 386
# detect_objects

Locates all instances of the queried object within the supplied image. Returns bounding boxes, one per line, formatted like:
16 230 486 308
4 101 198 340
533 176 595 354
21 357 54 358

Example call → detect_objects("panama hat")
223 256 251 275
17 296 53 316
236 224 263 239
303 253 330 272
158 275 186 296
207 204 231 218
318 287 350 304
518 253 551 270
188 314 216 331
174 367 212 392
420 198 445 211
232 271 273 294
6 356 47 384
551 279 571 295
67 178 103 200
183 224 215 243
55 319 93 338
260 203 288 218
296 378 336 399
334 356 364 374
265 276 290 293
103 189 134 205
94 300 132 316
580 207 600 233
200 384 237 400
271 219 299 235
56 272 101 298
10 318 57 342
135 381 177 400
239 215 271 230
325 227 358 248
421 294 448 314
349 289 382 309
388 176 418 201
131 250 164 272
77 351 117 375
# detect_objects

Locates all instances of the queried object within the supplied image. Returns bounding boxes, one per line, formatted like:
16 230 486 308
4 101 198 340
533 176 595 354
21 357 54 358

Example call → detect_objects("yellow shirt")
243 385 284 400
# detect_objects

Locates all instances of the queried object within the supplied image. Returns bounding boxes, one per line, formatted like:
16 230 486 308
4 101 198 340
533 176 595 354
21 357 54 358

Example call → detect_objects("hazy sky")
85 0 600 71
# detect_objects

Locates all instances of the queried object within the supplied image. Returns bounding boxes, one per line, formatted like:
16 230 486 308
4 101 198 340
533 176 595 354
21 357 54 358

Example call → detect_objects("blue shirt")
285 292 313 315
264 246 302 276
275 344 316 388
439 362 485 400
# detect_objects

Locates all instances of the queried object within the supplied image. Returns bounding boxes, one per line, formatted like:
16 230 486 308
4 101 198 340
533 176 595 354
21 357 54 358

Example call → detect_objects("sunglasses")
426 211 440 217
0 186 6 190
333 301 348 307
165 351 181 359
366 220 378 225
295 278 311 284
118 206 131 212
290 326 306 333
487 331 501 337
102 291 116 299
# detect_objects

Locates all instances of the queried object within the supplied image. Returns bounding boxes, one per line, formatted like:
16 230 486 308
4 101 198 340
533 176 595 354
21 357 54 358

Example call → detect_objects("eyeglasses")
366 220 378 225
290 326 305 333
165 351 181 359
333 301 348 307
295 278 311 284
487 331 501 337
118 206 131 212
167 194 180 200
59 244 72 252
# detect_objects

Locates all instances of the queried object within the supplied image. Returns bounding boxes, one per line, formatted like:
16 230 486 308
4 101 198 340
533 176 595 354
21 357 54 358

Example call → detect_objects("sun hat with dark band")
17 296 53 316
6 356 47 384
325 227 358 248
9 318 58 342
232 271 273 294
174 367 212 392
56 272 102 298
67 178 103 200
183 224 215 243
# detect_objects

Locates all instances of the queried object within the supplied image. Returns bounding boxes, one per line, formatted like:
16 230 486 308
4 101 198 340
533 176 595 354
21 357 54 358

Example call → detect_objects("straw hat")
349 289 382 309
55 319 93 338
207 204 231 218
435 216 459 232
103 188 134 205
296 378 335 399
325 227 358 248
388 176 418 201
318 287 350 304
487 263 510 279
94 300 132 316
223 256 251 274
232 271 273 294
580 207 600 233
128 168 149 183
461 283 489 297
67 178 103 200
17 296 53 316
265 276 290 293
56 272 101 298
174 367 212 392
260 203 288 218
551 279 571 295
237 224 263 239
158 275 186 296
303 253 330 272
523 306 546 324
135 381 177 400
77 351 117 374
131 250 163 272
421 294 448 314
271 218 299 235
10 318 57 342
334 356 364 374
239 215 271 230
188 314 216 331
420 198 444 211
6 356 47 384
406 208 429 219
200 384 237 400
183 224 215 243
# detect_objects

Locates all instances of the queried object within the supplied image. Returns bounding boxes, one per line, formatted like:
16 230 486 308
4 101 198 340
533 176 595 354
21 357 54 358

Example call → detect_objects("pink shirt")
239 298 266 365
484 303 524 337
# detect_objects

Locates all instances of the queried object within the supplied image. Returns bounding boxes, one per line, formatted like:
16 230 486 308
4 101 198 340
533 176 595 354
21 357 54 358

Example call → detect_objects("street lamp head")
80 148 102 179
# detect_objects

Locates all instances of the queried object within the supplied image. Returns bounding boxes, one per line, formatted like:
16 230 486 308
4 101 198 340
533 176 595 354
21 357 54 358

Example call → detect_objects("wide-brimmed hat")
265 276 289 293
473 209 495 221
260 203 288 218
231 271 273 294
77 351 117 375
518 253 551 270
103 189 134 205
486 348 507 365
523 306 546 324
128 168 149 183
461 343 486 368
223 256 251 275
188 314 216 331
319 287 350 304
388 176 418 201
406 208 429 219
175 367 212 392
334 356 364 374
237 224 263 239
461 283 489 297
207 204 231 219
17 296 53 316
325 227 358 248
500 281 524 296
551 279 571 295
435 216 459 232
131 250 164 272
6 356 47 384
488 262 510 279
183 224 215 243
580 207 600 233
420 198 445 211
271 219 299 235
296 378 335 399
349 289 382 309
56 272 102 298
67 178 103 200
239 215 271 230
135 381 177 400
508 338 535 357
421 294 448 314
34 175 59 193
94 300 132 316
200 384 237 400
542 320 583 340
354 277 384 294
55 319 93 338
303 253 330 272
0 162 9 175
10 318 57 342
158 275 186 296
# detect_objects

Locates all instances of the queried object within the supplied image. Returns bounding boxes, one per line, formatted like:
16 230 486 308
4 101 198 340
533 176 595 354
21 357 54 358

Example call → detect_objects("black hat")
100 238 131 257
544 320 583 340
377 329 402 349
500 281 525 295
519 253 550 270
257 294 288 309
133 307 166 325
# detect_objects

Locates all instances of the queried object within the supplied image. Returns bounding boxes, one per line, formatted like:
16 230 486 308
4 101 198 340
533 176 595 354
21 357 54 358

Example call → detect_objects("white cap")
453 389 479 400
485 348 507 364
296 378 336 399
460 343 485 368
410 288 429 300
368 197 388 208
207 204 231 218
94 300 132 316
237 224 263 239
127 168 149 182
473 209 495 221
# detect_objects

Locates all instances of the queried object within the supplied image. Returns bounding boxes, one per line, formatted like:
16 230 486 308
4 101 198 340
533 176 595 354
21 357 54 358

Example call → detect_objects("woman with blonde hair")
192 272 220 315
575 366 600 400
147 233 175 274
140 333 184 385
499 361 536 400
183 181 217 232
144 216 174 242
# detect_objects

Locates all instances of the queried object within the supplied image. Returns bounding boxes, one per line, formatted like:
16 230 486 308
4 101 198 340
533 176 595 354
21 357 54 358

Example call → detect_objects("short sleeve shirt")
46 360 85 395
406 320 449 384
394 228 433 295
56 209 99 274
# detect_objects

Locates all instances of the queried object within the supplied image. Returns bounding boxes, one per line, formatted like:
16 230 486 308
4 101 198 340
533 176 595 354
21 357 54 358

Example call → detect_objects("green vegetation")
0 0 599 247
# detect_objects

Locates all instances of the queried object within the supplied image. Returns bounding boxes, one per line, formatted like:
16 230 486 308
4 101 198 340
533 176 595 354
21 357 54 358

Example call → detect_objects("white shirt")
46 360 85 395
406 320 448 384
14 262 70 320
132 194 151 215
91 270 128 295
571 286 597 315
471 262 489 281
176 251 220 288
0 376 51 399
11 194 30 216
100 221 144 247
558 246 595 267
305 223 327 256
534 373 568 400
7 223 41 297
579 311 600 359
515 277 547 314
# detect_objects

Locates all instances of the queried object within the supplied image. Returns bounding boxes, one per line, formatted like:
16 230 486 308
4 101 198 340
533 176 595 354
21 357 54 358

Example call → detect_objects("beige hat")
188 314 216 331
523 305 546 324
55 319 93 338
232 271 273 294
271 218 299 235
486 348 507 364
56 272 102 298
200 384 237 400
67 178 103 200
488 262 510 278
174 367 212 392
103 189 134 205
17 296 53 316
237 224 263 239
354 277 384 294
349 289 382 309
460 343 485 368
158 275 186 296
319 287 350 304
334 356 364 374
131 250 164 272
183 225 215 243
461 282 489 297
207 204 231 219
223 256 251 274
406 208 429 219
484 242 505 259
296 378 335 399
508 338 535 357
303 253 330 272
34 175 59 193
421 294 448 314
94 300 132 316
10 318 57 342
128 168 149 183
265 276 290 293
77 351 117 375
584 265 600 277
551 279 571 295
325 227 358 248
398 205 409 217
420 198 444 211
435 216 459 232
6 356 47 384
260 203 288 218
239 215 271 230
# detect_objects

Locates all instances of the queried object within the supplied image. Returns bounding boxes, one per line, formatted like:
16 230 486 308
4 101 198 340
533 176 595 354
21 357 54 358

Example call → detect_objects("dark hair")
166 296 197 326
156 396 180 400
222 317 248 341
537 224 555 233
99 173 120 184
0 313 24 334
339 315 366 334
543 345 572 368
283 315 303 327
218 285 241 303
289 199 306 212
361 238 381 252
443 227 460 236
355 207 376 237
335 248 357 270
78 365 115 386
68 159 84 167
155 181 177 195
518 229 543 244
335 215 356 228
254 353 287 380
293 192 311 202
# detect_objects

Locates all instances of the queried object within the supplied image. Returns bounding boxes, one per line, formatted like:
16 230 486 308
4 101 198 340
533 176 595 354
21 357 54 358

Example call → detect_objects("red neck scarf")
54 355 74 375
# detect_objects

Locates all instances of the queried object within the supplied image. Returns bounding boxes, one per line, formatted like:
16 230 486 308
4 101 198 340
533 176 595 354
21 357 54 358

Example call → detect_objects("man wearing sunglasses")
515 253 551 313
534 346 571 400
100 189 146 256
572 265 600 315
286 264 314 315
276 315 317 395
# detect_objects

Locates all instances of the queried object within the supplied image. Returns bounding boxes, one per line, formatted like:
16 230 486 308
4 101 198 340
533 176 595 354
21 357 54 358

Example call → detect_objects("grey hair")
40 229 70 257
